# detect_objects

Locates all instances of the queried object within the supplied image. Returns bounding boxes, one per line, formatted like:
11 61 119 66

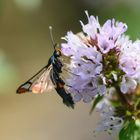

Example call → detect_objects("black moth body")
16 43 74 109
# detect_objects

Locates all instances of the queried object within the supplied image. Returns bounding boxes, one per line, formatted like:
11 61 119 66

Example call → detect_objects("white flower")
80 11 100 40
118 36 140 78
96 116 124 134
101 19 127 41
96 99 124 134
98 19 127 54
120 76 137 94
61 31 88 56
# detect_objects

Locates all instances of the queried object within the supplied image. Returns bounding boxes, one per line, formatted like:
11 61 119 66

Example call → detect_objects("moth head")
54 48 61 57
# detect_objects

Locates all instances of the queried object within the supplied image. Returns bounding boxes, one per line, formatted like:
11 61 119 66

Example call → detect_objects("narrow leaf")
119 119 140 140
90 95 103 114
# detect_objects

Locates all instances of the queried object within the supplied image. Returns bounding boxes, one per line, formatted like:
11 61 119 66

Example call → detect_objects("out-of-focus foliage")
119 120 140 140
14 0 43 11
0 50 18 94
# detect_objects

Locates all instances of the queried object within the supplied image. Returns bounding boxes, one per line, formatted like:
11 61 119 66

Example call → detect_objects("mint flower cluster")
61 11 140 139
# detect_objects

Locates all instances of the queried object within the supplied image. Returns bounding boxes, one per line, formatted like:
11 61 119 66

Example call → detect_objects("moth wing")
31 65 55 93
16 81 32 93
17 65 55 94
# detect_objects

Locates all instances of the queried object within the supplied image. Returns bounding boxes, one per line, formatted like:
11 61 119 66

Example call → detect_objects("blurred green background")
0 0 140 140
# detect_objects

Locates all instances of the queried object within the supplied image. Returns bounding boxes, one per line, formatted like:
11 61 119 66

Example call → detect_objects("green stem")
115 85 132 108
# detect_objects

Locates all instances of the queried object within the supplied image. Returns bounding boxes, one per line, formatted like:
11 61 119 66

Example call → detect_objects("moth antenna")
49 26 56 50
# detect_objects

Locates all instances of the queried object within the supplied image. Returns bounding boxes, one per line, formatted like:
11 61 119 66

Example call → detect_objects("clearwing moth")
16 26 74 108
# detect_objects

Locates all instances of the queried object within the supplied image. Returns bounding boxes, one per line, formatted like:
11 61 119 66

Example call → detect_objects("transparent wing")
16 65 55 94
31 65 55 93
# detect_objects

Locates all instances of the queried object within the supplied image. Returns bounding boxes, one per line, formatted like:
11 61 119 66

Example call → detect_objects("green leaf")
89 95 103 114
110 100 122 107
119 119 140 140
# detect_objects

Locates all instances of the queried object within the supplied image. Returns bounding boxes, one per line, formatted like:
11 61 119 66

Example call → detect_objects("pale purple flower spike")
61 11 140 103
